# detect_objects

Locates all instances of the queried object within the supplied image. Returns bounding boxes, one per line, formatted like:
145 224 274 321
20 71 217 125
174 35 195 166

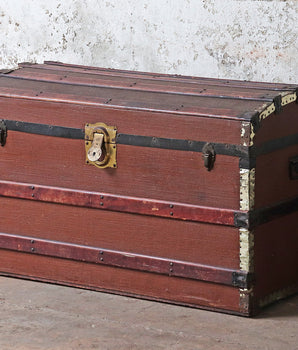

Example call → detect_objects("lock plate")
85 123 117 169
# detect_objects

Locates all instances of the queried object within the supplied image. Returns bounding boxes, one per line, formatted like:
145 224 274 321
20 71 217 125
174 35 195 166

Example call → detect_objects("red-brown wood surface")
253 98 298 209
20 61 297 91
254 103 298 145
6 67 285 101
254 212 298 300
0 96 243 144
0 250 242 313
0 131 241 209
0 233 246 287
0 180 239 226
0 197 240 268
0 75 269 119
254 146 298 209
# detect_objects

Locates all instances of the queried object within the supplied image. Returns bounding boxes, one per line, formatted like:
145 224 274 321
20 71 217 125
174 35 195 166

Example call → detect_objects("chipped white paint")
240 122 250 147
239 228 254 272
0 0 297 83
240 168 255 211
259 285 298 308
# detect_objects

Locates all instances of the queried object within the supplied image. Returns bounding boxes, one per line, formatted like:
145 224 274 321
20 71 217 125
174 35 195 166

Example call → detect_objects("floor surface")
0 276 297 350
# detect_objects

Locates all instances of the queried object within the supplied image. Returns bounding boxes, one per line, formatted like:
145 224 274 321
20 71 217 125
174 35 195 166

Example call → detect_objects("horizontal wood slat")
0 180 240 226
21 61 298 91
0 75 270 120
6 68 283 102
0 232 251 288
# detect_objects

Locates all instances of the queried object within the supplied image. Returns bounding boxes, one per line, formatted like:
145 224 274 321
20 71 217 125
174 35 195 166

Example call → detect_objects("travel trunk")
0 61 297 316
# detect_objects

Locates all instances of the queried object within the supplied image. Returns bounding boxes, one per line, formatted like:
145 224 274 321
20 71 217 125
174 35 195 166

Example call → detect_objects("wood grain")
254 103 298 145
7 67 282 101
0 76 267 119
254 212 298 299
0 250 241 313
254 145 298 209
0 97 243 144
0 197 240 268
0 131 241 208
20 62 297 91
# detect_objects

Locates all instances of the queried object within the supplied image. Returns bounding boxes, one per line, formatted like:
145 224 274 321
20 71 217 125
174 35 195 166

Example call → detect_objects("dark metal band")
0 232 252 288
250 197 298 228
116 133 248 157
4 119 84 139
1 119 297 169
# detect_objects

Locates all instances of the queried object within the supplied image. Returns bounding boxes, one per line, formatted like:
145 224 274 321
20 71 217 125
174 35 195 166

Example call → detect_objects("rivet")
31 194 34 197
30 186 35 190
100 195 104 199
113 145 116 149
169 204 174 208
170 212 173 216
169 262 173 266
31 247 35 252
100 257 104 261
99 251 103 254
100 202 103 206
31 240 35 244
86 160 89 164
86 141 89 145
113 164 116 167
170 268 173 273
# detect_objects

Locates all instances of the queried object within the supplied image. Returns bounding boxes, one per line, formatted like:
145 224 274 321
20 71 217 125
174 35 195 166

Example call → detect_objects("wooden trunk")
0 61 297 316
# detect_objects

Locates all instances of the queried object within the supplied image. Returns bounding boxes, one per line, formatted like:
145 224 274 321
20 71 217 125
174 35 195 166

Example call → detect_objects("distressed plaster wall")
0 0 297 83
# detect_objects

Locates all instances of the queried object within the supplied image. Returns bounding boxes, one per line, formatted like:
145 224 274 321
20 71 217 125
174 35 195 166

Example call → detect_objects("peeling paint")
259 284 298 308
0 0 297 82
240 168 255 211
239 228 254 272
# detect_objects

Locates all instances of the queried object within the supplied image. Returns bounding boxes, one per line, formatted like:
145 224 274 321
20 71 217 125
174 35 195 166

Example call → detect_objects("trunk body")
0 62 297 316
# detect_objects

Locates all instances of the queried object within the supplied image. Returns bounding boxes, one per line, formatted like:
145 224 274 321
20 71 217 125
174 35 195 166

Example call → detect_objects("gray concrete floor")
0 277 297 350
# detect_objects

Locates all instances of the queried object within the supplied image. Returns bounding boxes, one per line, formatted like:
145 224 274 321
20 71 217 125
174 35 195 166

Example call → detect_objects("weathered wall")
0 0 297 83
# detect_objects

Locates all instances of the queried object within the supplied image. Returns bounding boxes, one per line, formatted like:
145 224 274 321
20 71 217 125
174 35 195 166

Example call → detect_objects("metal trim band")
2 119 297 169
0 232 252 288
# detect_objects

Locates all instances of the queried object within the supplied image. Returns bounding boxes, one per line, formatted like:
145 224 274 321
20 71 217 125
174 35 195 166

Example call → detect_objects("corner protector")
273 95 282 114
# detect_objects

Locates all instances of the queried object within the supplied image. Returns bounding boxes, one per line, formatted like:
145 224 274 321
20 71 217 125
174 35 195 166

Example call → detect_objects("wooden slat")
254 212 298 299
0 75 269 119
0 232 249 287
7 67 284 101
0 180 239 226
0 250 243 313
0 197 240 268
21 61 298 91
0 97 244 145
0 131 241 209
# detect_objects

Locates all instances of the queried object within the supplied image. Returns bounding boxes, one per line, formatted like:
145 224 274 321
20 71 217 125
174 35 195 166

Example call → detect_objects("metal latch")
0 120 7 147
202 143 216 171
85 123 117 169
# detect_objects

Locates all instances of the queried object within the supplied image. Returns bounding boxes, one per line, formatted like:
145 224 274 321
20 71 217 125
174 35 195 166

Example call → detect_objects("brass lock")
85 123 117 169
